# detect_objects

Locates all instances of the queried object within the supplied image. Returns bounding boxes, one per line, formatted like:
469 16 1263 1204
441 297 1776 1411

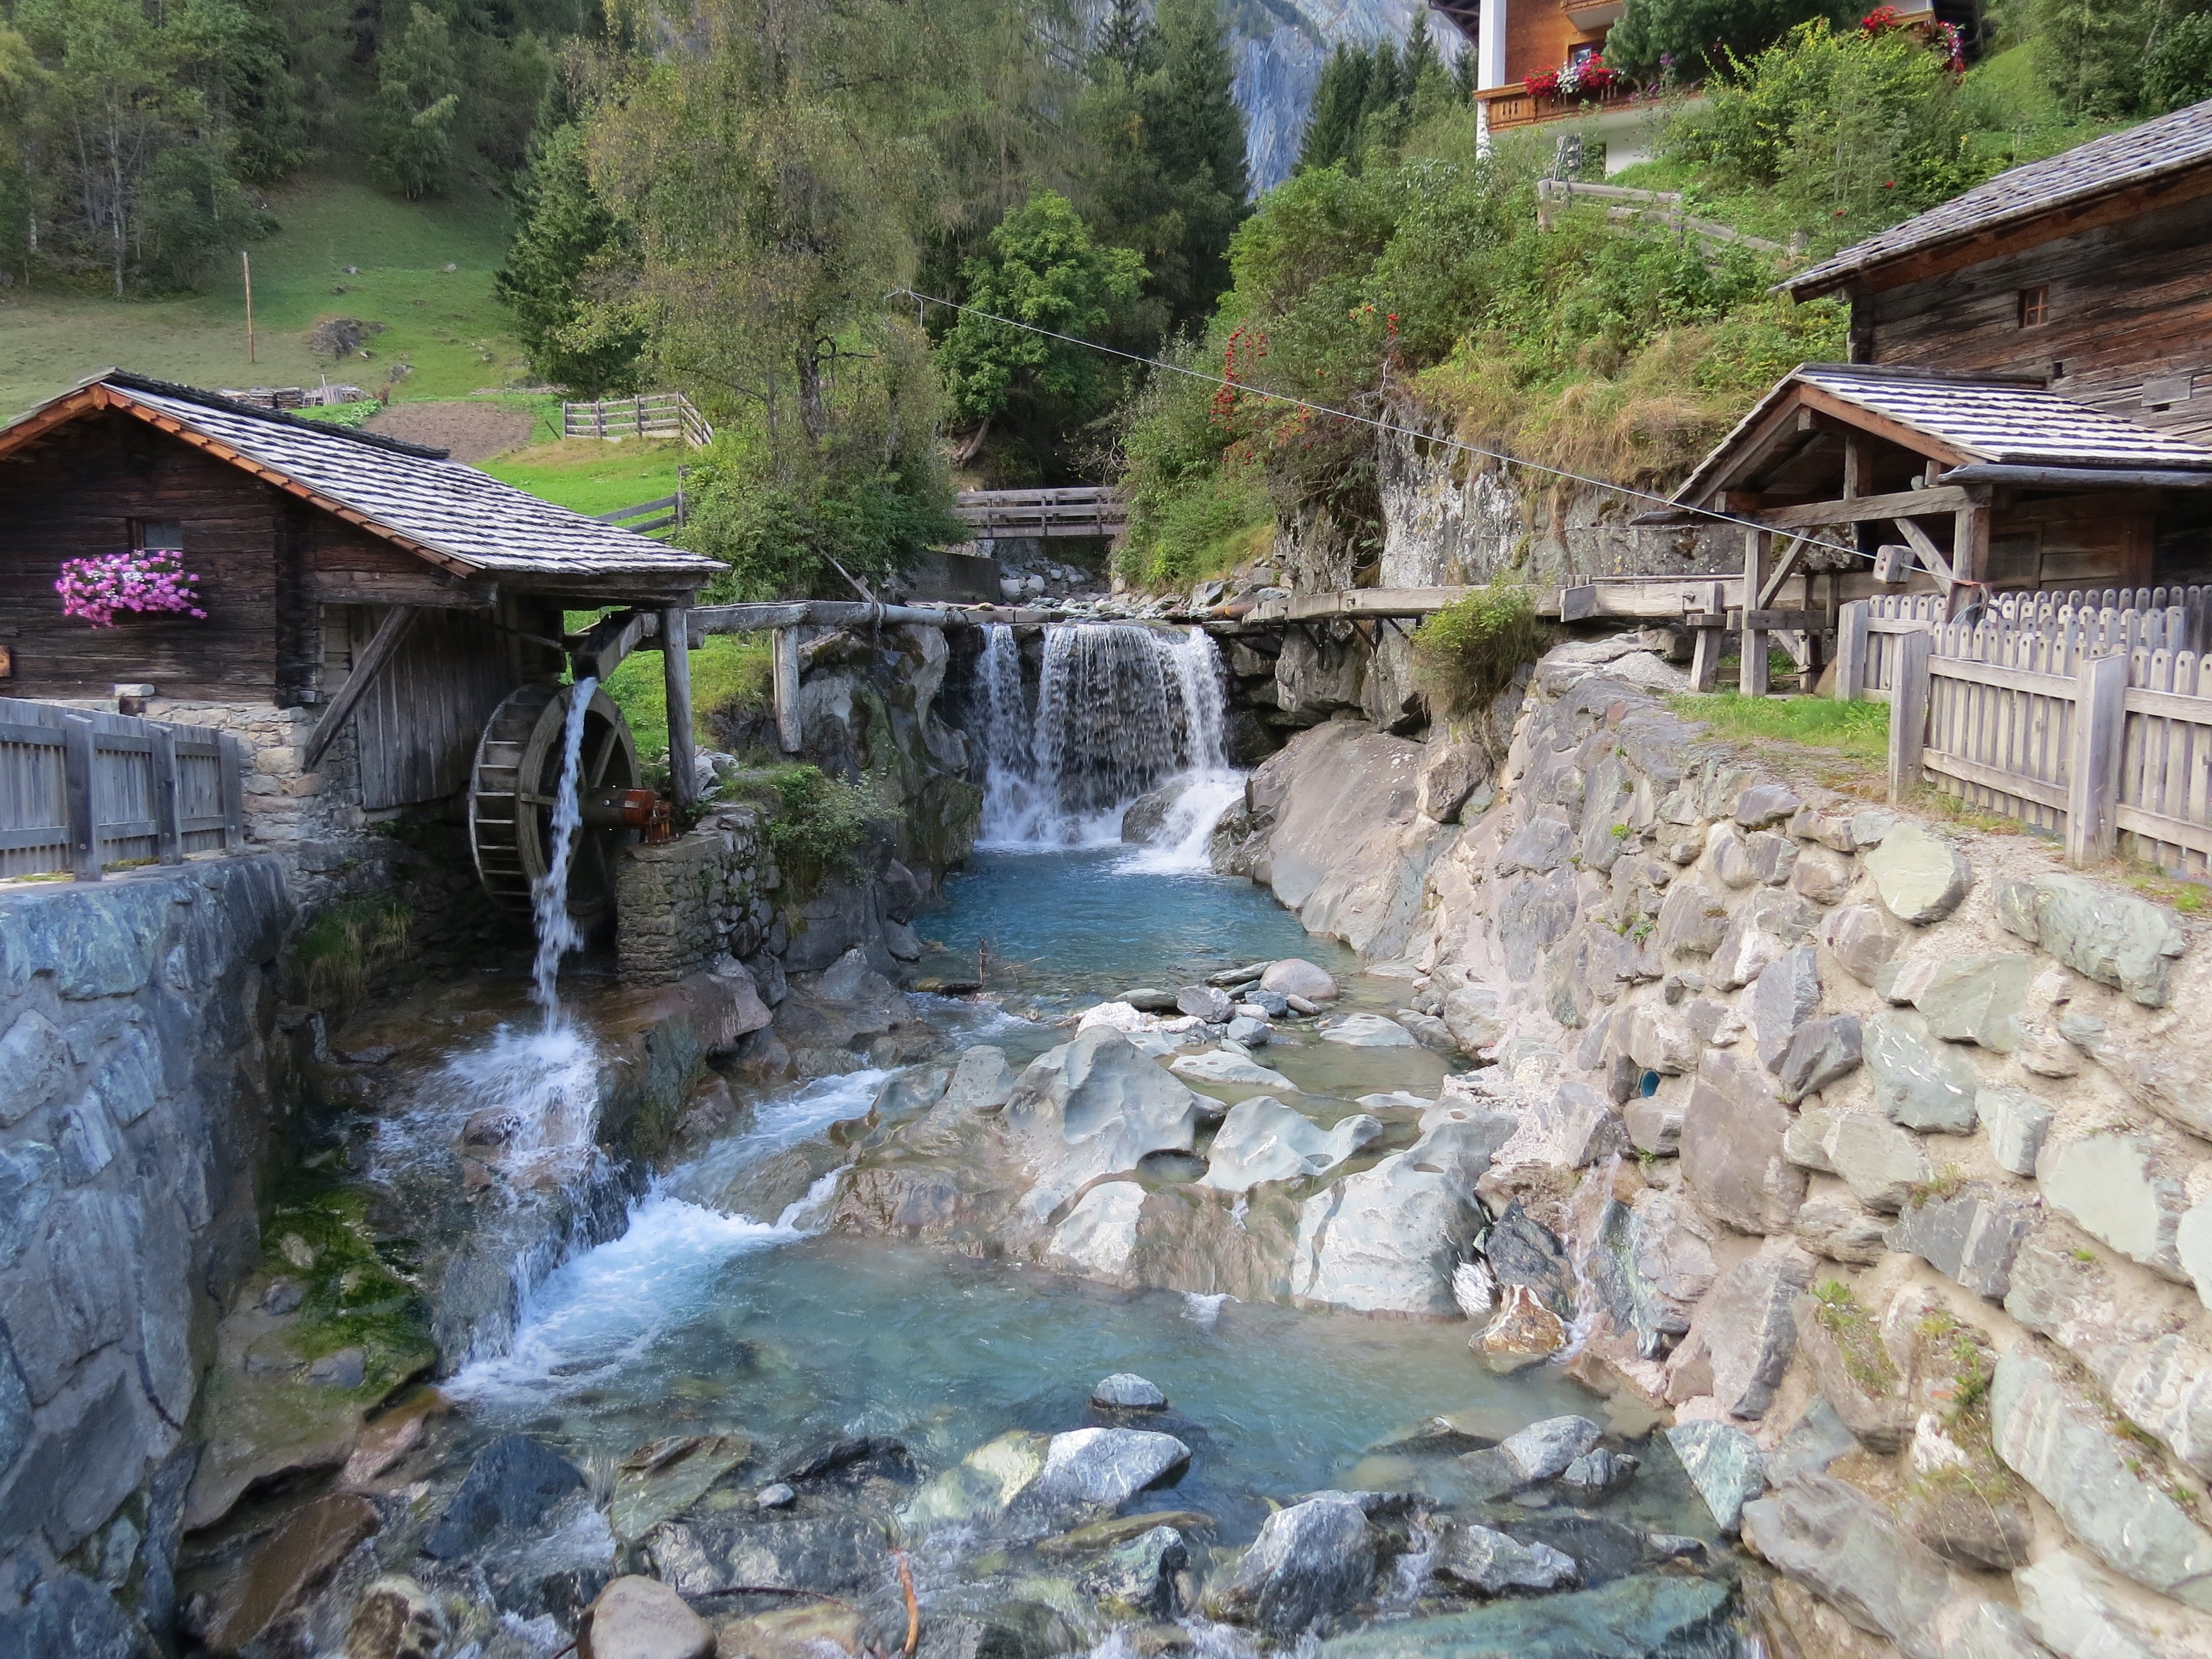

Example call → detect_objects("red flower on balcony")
1860 5 1903 33
1524 66 1561 97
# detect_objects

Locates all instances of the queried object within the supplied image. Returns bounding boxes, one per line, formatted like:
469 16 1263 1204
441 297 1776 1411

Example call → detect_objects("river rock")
1775 1015 1862 1104
1682 1048 1806 1235
1200 1098 1380 1192
1885 1184 2034 1300
1046 1182 1146 1280
1244 988 1291 1019
1176 985 1233 1022
202 1493 378 1653
580 1576 711 1659
1029 1427 1191 1510
1472 1283 1568 1373
1665 1422 1765 1533
1121 989 1180 1013
1004 1030 1203 1220
1740 1473 1954 1659
345 1577 445 1659
1211 1493 1373 1636
1864 1010 1980 1133
755 1483 795 1509
609 1434 753 1545
1431 1523 1577 1595
1225 1015 1273 1045
1078 1525 1187 1618
1091 1373 1167 1410
656 1517 889 1597
1292 1110 1514 1313
1318 1575 1731 1659
1826 1112 1930 1213
1496 1415 1603 1484
942 1046 1016 1115
2039 1130 2190 1280
1794 1192 1890 1265
1704 1239 1817 1418
423 1434 585 1559
1991 1344 2212 1608
1823 904 1903 985
1171 1048 1297 1091
1484 1201 1573 1310
1320 1013 1417 1048
1749 946 1822 1071
1559 1449 1639 1498
1260 959 1339 1002
1994 871 2188 1007
1865 822 1971 924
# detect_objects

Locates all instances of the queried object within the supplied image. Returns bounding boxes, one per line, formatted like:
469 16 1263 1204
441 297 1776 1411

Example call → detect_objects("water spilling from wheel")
978 622 1242 867
531 673 598 1026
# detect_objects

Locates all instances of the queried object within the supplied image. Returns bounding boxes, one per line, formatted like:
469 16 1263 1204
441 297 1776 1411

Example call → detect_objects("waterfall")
530 675 597 1025
978 622 1240 865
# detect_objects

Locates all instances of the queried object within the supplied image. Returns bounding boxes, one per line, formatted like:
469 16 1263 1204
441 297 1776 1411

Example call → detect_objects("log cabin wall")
1860 189 2212 446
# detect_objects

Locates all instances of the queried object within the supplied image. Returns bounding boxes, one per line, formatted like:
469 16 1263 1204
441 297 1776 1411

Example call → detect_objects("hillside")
0 173 528 419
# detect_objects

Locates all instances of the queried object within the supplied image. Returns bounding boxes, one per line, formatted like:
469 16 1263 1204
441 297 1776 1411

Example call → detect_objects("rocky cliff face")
1215 640 2212 1657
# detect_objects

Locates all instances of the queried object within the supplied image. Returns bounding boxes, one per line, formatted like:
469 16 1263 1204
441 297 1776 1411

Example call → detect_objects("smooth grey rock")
1885 1185 2033 1300
1794 1191 1890 1265
1005 1030 1204 1220
1790 846 1857 904
1682 1048 1806 1235
1440 985 1504 1053
1739 1473 1954 1659
1078 1525 1187 1618
1029 1427 1190 1510
1736 784 1803 827
1709 888 1820 990
1199 1097 1379 1193
1317 1575 1731 1659
1047 1182 1146 1281
941 1045 1016 1117
1623 1091 1682 1155
1979 1086 2053 1176
1091 1374 1167 1411
1994 872 2188 1008
423 1436 586 1559
582 1575 712 1659
1213 1493 1373 1636
1994 1344 2212 1608
2016 1550 2212 1659
755 1483 796 1509
1225 1015 1273 1046
1431 1523 1577 1594
1397 1010 1456 1052
1259 958 1338 1002
1775 1014 1862 1104
1825 1112 1931 1214
1496 1416 1603 1485
1703 1239 1817 1418
1910 953 2031 1051
1244 988 1291 1020
1749 946 1822 1071
1121 988 1180 1013
1864 1010 1981 1133
656 1517 886 1598
1176 985 1233 1024
1664 1421 1765 1533
1823 902 1902 985
2039 1131 2189 1281
1170 1048 1296 1091
1782 1104 1837 1172
1849 809 1899 847
1712 827 1760 889
1865 822 1971 924
1654 879 1730 961
1559 1449 1638 1498
1319 1013 1416 1048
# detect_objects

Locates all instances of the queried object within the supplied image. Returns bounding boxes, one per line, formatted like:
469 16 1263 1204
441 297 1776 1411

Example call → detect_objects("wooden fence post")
61 714 100 881
149 725 183 865
219 733 246 851
772 626 804 754
1836 601 1869 702
2065 651 2128 865
661 605 697 809
1740 529 1771 696
1887 629 1931 804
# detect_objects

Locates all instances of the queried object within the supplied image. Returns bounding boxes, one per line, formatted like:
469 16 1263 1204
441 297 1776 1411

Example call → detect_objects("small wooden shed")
0 372 721 838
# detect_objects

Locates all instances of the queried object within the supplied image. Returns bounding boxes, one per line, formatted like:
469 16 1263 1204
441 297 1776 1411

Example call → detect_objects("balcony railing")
1473 77 1683 131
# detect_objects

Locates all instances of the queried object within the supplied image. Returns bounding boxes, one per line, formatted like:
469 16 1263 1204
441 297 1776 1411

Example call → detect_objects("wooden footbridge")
953 487 1126 539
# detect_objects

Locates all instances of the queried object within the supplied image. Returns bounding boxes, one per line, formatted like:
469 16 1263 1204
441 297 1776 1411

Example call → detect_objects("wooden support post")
1953 498 1991 588
2065 651 2128 865
773 625 803 754
1740 529 1772 697
219 733 246 851
62 714 100 881
305 604 419 769
1842 433 1870 500
1837 601 1870 702
662 604 697 809
1888 630 1931 803
149 726 183 864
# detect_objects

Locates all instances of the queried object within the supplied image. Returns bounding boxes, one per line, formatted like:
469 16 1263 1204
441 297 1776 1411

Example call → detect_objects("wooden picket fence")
0 698 245 881
561 392 713 448
1865 590 2212 873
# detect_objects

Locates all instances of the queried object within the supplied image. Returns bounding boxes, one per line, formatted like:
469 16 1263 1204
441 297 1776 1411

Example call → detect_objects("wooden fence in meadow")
561 392 714 448
0 698 245 881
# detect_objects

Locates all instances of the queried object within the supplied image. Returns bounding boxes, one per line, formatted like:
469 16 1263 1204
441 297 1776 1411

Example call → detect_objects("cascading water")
531 675 598 1025
979 622 1241 867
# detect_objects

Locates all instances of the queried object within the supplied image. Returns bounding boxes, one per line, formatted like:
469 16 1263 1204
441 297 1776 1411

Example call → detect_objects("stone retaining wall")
615 804 781 985
0 857 292 1651
1225 641 2212 1658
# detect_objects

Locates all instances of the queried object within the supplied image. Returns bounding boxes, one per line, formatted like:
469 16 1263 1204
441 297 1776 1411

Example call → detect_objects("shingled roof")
1673 363 2212 507
1783 97 2212 299
0 371 724 591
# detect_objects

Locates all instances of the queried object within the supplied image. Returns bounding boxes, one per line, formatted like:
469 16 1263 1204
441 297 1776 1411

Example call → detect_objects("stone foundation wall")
1223 641 2212 1659
0 857 292 1652
615 804 781 986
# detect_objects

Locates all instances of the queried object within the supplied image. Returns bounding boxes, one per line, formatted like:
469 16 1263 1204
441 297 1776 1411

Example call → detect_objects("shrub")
1411 585 1553 718
296 899 413 1009
760 764 880 896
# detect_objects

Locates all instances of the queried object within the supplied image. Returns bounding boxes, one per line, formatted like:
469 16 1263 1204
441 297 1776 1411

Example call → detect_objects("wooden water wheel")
468 682 641 921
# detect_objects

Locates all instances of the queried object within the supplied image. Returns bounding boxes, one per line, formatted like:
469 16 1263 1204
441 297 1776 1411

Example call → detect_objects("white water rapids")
977 622 1243 869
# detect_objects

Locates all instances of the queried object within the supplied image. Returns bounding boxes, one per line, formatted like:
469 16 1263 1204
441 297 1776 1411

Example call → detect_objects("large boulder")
1200 1097 1381 1193
1682 1048 1806 1235
201 1494 378 1654
1994 872 2188 1007
1740 1473 1954 1659
422 1436 585 1559
1665 1422 1765 1533
1429 1524 1577 1595
1002 1030 1203 1222
1864 822 1971 924
1212 1493 1373 1636
1261 958 1340 1002
2016 1550 2212 1659
1496 1416 1603 1484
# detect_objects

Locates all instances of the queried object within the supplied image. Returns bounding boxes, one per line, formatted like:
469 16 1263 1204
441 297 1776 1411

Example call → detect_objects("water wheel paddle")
468 682 640 921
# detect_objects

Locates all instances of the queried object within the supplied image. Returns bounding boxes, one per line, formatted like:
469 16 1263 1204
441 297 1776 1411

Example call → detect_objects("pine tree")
1298 44 1374 173
493 119 644 393
1093 0 1156 77
367 3 462 198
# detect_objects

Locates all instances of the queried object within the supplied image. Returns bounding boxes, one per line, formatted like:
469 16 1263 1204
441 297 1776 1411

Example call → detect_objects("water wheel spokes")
468 682 641 923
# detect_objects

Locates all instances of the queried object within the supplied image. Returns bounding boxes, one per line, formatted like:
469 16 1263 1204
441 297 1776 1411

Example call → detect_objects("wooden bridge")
953 487 1126 540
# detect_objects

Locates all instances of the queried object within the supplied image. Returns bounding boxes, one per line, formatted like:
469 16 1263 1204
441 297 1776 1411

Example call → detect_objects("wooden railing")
1475 78 1648 132
562 392 714 448
953 486 1127 540
596 471 690 537
0 698 245 881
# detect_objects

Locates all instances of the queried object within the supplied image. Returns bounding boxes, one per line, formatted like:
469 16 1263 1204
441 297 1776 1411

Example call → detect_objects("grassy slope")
478 437 692 517
0 171 529 418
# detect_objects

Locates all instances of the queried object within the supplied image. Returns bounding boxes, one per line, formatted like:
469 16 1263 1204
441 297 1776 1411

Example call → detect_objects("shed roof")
0 371 723 592
1783 97 2212 298
1673 363 2212 507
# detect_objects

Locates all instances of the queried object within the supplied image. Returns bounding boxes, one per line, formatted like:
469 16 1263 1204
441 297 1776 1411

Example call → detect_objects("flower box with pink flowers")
56 551 208 628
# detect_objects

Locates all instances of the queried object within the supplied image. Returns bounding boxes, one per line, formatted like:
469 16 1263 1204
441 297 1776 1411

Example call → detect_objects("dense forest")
6 0 2212 596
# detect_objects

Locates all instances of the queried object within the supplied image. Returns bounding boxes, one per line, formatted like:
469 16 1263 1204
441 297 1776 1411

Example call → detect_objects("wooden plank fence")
561 392 713 448
953 487 1127 540
0 698 244 881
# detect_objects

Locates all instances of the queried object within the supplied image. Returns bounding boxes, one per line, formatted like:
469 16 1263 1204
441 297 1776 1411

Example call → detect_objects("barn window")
132 519 184 552
2018 286 2050 328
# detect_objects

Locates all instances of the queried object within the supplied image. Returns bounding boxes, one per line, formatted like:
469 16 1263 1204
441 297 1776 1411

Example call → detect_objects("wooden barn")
0 372 720 900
